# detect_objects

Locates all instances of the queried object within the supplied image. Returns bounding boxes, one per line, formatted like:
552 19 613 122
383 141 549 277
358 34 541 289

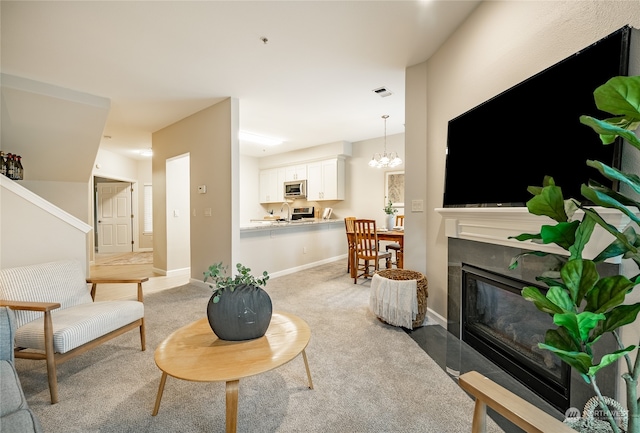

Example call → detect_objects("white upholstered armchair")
0 260 147 404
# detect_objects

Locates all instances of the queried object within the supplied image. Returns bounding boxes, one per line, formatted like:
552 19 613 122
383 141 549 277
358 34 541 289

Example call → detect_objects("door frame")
92 175 140 260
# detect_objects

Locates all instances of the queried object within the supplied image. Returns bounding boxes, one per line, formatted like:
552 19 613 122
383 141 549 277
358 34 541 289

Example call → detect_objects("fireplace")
462 264 570 411
446 236 619 413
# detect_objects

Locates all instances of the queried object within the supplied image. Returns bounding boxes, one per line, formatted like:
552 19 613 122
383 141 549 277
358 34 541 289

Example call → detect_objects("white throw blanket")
369 274 418 329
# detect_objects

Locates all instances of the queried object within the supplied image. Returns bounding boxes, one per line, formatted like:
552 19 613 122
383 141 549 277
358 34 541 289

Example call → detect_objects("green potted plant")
509 75 640 433
203 262 271 341
383 197 398 230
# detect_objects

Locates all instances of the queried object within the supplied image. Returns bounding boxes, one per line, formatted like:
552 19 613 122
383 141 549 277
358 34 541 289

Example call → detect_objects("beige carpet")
17 261 504 433
95 251 153 266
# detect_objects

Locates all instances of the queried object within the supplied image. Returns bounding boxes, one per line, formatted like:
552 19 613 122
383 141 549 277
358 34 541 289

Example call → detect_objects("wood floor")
91 254 190 301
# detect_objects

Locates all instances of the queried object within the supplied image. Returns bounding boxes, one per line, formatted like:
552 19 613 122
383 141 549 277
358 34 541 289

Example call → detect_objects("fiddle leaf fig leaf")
553 311 605 342
582 206 640 255
525 179 568 223
538 342 593 375
546 286 576 313
561 260 598 304
522 286 564 314
587 160 640 196
540 221 580 250
509 232 543 243
536 275 566 290
580 115 640 149
595 303 640 336
588 346 636 377
508 251 551 269
592 75 640 118
594 226 639 262
585 275 635 313
581 185 640 226
568 215 595 260
543 327 579 352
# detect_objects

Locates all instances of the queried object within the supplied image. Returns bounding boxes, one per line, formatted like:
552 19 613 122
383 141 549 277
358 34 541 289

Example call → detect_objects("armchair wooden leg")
140 318 146 351
43 311 59 404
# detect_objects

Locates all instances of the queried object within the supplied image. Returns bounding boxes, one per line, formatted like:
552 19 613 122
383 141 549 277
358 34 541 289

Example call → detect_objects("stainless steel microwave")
284 180 306 198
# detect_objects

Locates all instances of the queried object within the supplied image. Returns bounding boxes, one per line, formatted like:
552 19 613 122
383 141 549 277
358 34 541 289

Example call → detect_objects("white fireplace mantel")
435 206 637 263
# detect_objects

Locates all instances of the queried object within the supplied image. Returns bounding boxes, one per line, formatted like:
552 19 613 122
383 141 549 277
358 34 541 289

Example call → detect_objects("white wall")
152 98 236 278
0 176 91 274
240 154 263 222
18 180 91 223
166 154 190 273
407 1 640 323
404 62 427 276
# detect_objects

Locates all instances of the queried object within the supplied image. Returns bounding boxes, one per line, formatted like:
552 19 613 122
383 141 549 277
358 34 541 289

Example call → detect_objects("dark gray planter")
206 283 272 341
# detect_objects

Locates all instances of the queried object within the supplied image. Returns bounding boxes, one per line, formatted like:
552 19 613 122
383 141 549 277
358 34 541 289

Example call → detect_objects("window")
143 184 153 234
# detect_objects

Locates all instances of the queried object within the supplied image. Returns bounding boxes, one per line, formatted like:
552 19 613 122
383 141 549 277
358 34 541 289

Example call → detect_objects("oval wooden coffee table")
152 311 313 433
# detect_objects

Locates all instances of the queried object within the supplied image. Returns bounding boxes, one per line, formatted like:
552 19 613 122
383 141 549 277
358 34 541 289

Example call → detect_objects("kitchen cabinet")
306 158 345 201
259 168 286 203
285 164 307 181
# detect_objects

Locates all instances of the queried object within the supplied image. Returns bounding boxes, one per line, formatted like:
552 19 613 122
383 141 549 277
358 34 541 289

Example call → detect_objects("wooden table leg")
225 380 239 433
152 372 168 416
397 238 404 269
301 349 314 389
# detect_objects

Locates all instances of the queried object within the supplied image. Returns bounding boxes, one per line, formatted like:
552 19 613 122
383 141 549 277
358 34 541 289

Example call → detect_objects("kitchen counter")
240 218 342 231
239 217 345 277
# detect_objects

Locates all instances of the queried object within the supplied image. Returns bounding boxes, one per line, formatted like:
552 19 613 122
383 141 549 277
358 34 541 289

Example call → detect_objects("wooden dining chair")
385 215 404 267
344 217 356 276
353 219 391 284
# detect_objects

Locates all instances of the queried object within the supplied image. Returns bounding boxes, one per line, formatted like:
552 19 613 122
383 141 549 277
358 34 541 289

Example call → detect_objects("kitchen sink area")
242 217 335 230
242 206 324 229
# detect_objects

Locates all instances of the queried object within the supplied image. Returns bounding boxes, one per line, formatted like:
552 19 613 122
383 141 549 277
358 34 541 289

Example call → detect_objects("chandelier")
368 114 402 168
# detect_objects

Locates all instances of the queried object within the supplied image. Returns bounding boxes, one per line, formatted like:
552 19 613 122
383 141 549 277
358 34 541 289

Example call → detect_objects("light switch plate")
411 199 424 212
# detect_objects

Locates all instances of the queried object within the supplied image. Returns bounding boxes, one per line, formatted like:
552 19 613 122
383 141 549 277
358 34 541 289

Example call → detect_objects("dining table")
376 229 404 269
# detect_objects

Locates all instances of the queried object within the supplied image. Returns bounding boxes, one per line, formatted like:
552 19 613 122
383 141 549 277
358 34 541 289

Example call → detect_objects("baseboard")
426 307 447 328
188 256 347 290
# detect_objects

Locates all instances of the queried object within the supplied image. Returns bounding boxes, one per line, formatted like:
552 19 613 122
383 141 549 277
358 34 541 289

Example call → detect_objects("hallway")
91 252 189 301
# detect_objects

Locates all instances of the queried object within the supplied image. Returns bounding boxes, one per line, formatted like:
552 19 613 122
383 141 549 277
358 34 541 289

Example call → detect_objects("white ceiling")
1 1 480 160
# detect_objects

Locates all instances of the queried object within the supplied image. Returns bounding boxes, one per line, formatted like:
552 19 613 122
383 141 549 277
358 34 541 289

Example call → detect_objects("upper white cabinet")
260 158 345 203
285 164 307 181
306 158 345 201
259 168 285 203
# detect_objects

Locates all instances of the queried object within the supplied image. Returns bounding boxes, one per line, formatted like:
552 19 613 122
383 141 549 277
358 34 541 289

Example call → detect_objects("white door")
97 182 132 253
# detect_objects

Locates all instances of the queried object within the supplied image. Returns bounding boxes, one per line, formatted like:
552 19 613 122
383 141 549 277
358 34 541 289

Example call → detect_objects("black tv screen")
443 26 631 208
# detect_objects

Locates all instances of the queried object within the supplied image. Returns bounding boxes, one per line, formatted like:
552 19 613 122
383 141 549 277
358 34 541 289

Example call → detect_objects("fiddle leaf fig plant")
203 262 270 303
509 75 640 433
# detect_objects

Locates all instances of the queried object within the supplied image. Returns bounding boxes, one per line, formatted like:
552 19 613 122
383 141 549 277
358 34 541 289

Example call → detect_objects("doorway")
94 178 133 254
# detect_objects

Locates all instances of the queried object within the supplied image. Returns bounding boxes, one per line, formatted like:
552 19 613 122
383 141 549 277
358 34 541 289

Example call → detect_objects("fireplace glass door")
462 264 570 411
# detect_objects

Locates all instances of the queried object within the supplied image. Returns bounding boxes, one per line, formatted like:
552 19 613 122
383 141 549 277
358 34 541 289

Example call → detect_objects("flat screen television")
443 26 631 208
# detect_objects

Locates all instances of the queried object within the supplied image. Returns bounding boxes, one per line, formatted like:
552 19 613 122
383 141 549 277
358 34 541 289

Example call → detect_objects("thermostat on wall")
198 185 207 194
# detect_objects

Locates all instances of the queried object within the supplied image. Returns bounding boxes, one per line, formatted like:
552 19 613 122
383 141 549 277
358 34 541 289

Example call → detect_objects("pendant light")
368 115 402 168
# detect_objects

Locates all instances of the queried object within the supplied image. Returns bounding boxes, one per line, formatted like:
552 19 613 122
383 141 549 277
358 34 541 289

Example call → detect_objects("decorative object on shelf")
368 114 402 168
1 152 23 180
383 198 397 229
510 75 640 433
203 262 272 341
